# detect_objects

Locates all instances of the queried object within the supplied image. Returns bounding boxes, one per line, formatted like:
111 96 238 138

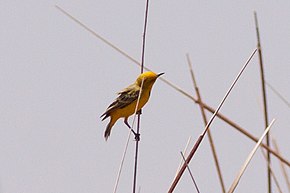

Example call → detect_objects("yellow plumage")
101 71 164 140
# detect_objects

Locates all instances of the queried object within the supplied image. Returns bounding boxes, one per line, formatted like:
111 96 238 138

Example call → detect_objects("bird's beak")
157 72 165 77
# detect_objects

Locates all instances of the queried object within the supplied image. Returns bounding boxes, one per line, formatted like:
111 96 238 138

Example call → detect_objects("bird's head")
135 71 164 88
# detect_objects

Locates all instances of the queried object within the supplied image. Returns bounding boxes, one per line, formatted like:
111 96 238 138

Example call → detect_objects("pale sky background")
1 1 290 193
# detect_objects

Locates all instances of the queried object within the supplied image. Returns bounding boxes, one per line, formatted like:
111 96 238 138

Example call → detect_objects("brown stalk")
186 54 226 193
254 11 271 193
168 49 257 192
133 0 150 193
180 151 200 193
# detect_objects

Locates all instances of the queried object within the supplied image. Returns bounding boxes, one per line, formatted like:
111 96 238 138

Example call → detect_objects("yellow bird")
101 71 164 140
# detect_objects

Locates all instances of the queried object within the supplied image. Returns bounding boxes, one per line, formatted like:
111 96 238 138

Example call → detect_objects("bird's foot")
124 119 140 141
130 129 140 141
134 133 140 141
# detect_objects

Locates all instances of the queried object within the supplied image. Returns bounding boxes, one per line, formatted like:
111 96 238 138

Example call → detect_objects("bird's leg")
124 118 131 129
134 110 142 141
124 118 140 141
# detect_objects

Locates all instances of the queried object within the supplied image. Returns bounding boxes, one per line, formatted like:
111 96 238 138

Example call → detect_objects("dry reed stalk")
174 136 192 178
180 152 200 193
133 113 141 193
228 119 275 193
55 5 290 168
133 1 150 192
168 49 257 192
254 11 271 193
186 54 226 193
273 139 290 192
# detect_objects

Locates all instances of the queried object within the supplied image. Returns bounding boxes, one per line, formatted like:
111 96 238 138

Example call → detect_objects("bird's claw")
130 129 140 141
134 133 140 141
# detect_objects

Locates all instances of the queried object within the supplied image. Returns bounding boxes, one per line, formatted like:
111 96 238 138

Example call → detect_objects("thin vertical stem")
133 114 141 193
186 54 226 193
254 11 271 193
141 0 149 73
133 0 150 192
130 78 144 193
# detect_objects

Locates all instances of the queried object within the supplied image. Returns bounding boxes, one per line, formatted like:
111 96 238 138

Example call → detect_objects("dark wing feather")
100 85 140 120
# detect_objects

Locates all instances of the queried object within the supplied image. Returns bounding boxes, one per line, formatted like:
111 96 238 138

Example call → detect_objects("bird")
101 71 164 140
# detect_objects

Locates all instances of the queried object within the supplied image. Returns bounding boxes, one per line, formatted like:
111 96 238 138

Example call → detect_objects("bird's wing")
101 85 140 119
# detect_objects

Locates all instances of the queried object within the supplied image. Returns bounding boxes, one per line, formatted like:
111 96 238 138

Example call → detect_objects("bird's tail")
104 120 115 141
